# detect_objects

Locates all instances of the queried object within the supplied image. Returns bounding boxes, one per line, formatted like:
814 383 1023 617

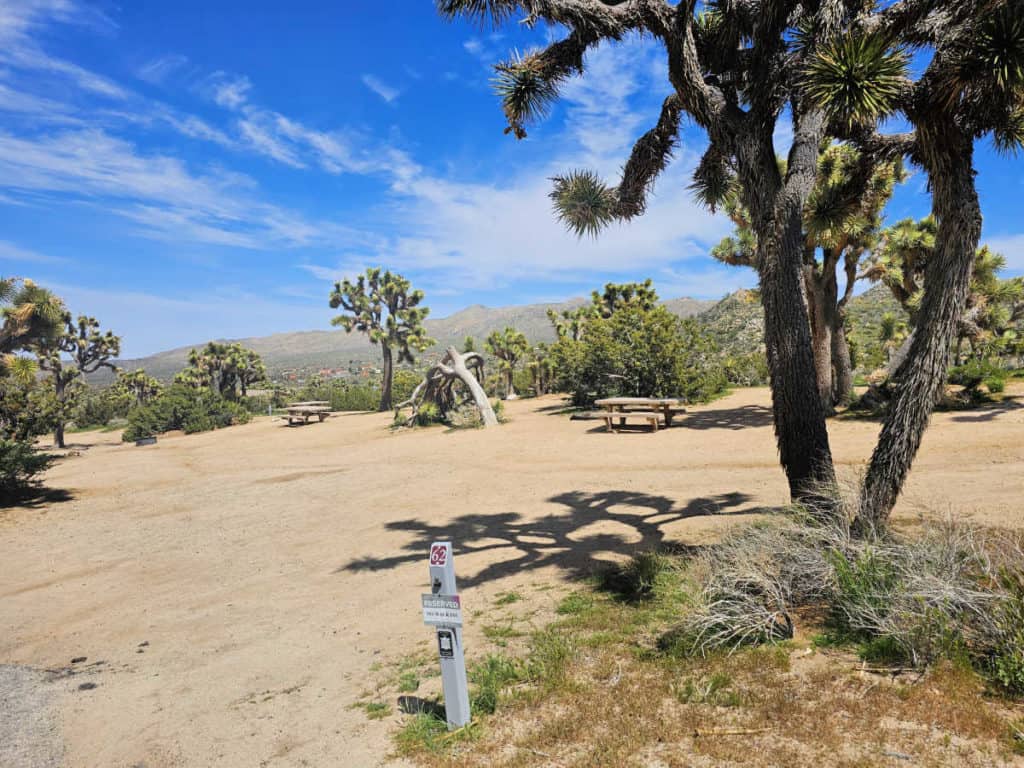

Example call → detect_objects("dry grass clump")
675 497 1024 690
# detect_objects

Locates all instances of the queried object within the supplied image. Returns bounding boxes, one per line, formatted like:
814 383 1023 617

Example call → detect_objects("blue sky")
1 1 1022 357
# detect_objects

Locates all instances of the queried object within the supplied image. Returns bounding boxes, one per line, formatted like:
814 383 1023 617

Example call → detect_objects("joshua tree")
592 279 659 318
113 369 162 407
867 219 1024 366
329 268 434 411
485 327 529 399
548 281 660 341
398 346 499 428
805 0 1024 528
526 342 557 395
462 335 476 353
36 313 120 448
0 278 64 376
438 0 848 500
547 305 590 341
177 342 266 399
713 145 905 411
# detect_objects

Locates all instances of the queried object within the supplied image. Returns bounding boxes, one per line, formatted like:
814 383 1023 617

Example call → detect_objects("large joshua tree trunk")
740 123 837 500
856 131 980 531
379 344 394 412
805 270 837 415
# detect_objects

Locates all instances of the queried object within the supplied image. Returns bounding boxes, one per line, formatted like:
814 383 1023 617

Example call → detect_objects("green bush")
72 387 129 429
990 570 1024 696
949 359 1007 395
0 438 54 499
722 351 769 386
391 369 422 405
469 654 521 714
123 384 250 442
550 306 728 407
330 383 380 411
414 401 442 427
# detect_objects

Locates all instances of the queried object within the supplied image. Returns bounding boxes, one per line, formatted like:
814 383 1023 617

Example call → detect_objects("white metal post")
424 541 470 729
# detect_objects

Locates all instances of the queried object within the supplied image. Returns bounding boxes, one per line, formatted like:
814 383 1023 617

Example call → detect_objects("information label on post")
421 593 463 626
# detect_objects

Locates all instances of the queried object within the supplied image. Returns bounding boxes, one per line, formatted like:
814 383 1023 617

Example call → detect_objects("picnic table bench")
283 401 331 426
594 397 687 433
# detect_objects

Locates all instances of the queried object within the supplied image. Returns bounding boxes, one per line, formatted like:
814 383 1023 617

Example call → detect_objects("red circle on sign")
430 545 447 565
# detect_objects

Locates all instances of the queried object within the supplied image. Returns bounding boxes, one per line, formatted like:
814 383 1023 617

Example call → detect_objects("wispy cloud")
137 53 189 85
0 0 128 100
0 239 68 264
361 74 399 103
208 72 252 110
987 233 1024 273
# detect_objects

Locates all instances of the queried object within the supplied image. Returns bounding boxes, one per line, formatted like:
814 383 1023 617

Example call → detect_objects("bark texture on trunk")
54 378 66 449
738 120 836 500
379 345 394 412
856 131 980 531
832 324 853 406
505 370 517 400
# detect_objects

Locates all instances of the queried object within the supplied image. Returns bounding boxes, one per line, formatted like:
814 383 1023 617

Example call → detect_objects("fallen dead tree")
396 345 498 428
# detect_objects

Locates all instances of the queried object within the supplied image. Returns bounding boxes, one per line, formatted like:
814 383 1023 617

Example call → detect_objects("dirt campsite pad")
2 387 1023 767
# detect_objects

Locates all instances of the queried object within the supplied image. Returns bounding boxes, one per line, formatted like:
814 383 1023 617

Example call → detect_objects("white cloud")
361 74 399 103
237 115 307 168
137 54 189 85
0 0 127 100
51 282 334 358
987 233 1024 273
0 239 68 264
0 128 358 248
208 72 251 110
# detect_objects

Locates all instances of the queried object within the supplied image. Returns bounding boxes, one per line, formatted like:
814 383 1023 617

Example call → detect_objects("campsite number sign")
422 541 470 729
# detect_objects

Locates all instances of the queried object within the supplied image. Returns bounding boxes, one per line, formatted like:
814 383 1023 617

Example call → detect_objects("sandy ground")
1 386 1023 768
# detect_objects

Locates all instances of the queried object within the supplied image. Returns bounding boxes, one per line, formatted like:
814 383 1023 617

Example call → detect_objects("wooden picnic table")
283 402 331 426
594 397 687 432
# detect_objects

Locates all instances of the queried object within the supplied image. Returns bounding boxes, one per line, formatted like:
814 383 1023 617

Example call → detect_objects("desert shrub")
0 438 54 499
677 507 1024 685
391 369 422 405
599 551 672 600
447 403 483 429
72 386 129 429
989 569 1024 696
414 401 442 427
469 654 521 714
0 374 59 441
123 384 250 442
949 359 1007 396
722 351 770 386
330 384 379 412
551 307 727 407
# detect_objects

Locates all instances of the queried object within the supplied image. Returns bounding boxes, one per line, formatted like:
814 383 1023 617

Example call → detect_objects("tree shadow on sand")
674 405 774 430
949 396 1023 423
336 489 769 588
1 486 73 510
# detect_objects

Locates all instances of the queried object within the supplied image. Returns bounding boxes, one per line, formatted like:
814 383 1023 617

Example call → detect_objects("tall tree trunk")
506 369 517 400
832 323 853 407
54 377 66 449
379 345 394 411
805 274 835 415
856 131 980 531
740 119 836 501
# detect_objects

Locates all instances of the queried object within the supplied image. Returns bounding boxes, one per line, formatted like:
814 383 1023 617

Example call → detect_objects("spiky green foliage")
34 313 120 448
113 369 163 406
330 268 434 410
494 49 568 138
485 326 529 398
177 342 266 399
592 279 659 318
0 279 64 377
549 170 616 238
805 35 910 131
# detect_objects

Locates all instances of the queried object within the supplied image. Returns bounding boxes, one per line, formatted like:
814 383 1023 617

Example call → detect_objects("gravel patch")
0 665 63 768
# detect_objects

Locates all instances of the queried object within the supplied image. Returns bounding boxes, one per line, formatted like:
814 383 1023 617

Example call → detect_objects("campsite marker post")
421 541 470 729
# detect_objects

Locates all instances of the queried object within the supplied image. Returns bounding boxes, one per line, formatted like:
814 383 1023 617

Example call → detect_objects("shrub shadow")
1 486 74 510
949 396 1023 423
336 489 768 588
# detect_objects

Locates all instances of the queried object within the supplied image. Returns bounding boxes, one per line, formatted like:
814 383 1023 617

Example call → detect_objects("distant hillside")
698 283 910 366
99 295 717 383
